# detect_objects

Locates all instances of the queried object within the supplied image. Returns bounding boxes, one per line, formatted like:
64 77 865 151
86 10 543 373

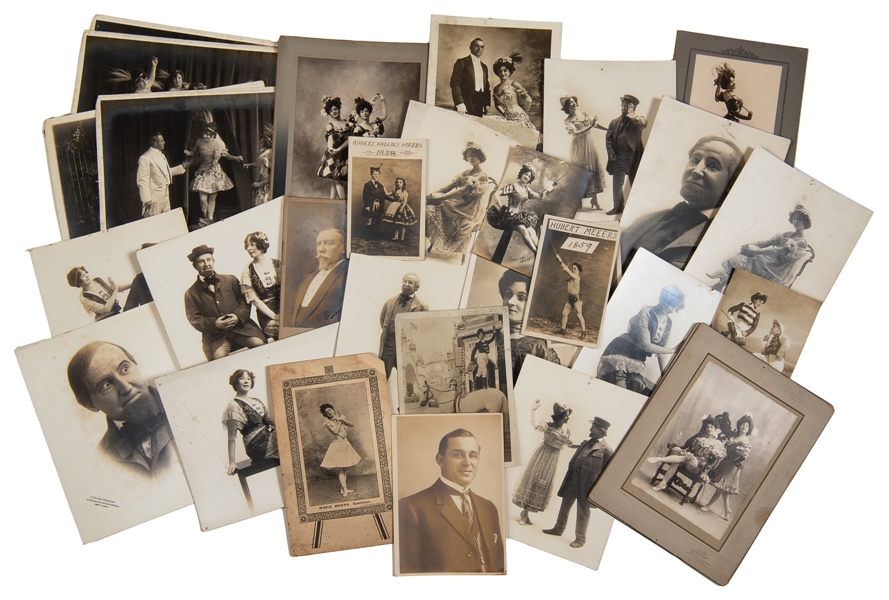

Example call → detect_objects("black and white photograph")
14 305 192 543
268 354 393 557
506 356 646 570
395 307 518 465
542 59 675 216
473 145 589 277
279 198 348 339
154 327 336 531
271 36 427 200
618 98 791 271
30 209 187 336
711 266 822 378
347 138 426 259
675 31 808 165
523 216 619 348
427 15 561 141
685 148 873 303
402 101 516 264
90 14 277 46
137 198 282 369
96 86 273 230
72 30 277 113
393 412 506 575
571 248 722 396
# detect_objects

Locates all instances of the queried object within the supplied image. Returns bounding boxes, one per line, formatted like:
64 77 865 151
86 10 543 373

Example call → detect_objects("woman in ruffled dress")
486 163 553 253
561 95 607 209
320 403 362 497
241 231 280 341
351 94 388 138
489 52 537 134
223 369 278 476
649 415 726 491
317 96 352 199
185 122 243 226
382 177 417 241
701 414 753 519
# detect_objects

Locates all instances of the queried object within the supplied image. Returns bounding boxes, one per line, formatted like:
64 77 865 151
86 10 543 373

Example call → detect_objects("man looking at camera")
450 38 491 117
136 132 187 217
379 272 428 379
605 94 648 215
287 228 349 331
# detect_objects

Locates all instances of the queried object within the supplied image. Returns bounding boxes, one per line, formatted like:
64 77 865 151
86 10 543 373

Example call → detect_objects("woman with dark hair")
561 95 607 210
713 63 753 123
241 231 280 340
701 414 753 519
317 95 352 199
488 52 537 133
425 142 496 260
167 69 207 92
319 404 361 497
382 177 417 241
67 266 130 322
184 122 243 226
512 399 573 525
351 94 388 138
649 415 726 492
223 369 278 476
597 285 686 395
499 269 560 384
243 135 272 206
486 163 553 253
108 57 162 93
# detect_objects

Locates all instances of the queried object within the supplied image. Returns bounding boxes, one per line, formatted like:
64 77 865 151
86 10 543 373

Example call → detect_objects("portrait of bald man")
379 272 429 379
285 228 350 333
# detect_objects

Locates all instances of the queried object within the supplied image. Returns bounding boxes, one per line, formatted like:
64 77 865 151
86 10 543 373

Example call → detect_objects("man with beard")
287 228 349 332
67 341 175 475
379 272 428 379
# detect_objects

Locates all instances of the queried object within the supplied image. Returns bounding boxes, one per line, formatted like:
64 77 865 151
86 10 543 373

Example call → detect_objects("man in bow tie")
67 341 176 475
184 244 266 361
136 133 187 218
378 272 428 380
397 428 504 574
285 228 349 333
450 38 490 117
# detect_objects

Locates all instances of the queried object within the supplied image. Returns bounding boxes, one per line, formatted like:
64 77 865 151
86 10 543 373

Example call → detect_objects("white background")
2 0 884 596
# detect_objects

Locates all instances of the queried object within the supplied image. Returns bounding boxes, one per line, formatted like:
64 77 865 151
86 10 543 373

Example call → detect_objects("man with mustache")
286 228 349 333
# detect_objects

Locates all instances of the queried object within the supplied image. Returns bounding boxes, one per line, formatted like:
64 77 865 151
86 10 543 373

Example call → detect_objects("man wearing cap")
543 416 613 548
362 166 388 228
137 132 187 218
450 38 490 117
183 244 266 361
605 95 648 215
722 292 767 347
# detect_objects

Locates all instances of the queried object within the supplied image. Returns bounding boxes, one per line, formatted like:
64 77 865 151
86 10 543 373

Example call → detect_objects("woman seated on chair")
649 415 726 492
222 369 278 476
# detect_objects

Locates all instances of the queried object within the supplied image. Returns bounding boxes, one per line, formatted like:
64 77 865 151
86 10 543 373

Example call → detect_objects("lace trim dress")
317 120 351 182
720 232 810 287
426 171 491 255
489 84 538 132
352 117 385 138
710 437 751 494
382 189 418 226
222 397 278 462
320 419 361 468
512 423 572 512
667 435 726 477
190 136 234 194
566 112 605 196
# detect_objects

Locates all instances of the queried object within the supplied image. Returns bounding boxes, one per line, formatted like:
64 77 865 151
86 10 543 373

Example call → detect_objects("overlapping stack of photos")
16 14 871 586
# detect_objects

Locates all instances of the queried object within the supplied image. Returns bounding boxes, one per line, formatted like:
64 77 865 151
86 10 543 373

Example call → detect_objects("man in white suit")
136 133 187 217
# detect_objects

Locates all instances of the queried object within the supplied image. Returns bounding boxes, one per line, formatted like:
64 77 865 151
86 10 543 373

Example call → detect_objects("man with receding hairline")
450 38 491 117
137 132 187 217
287 228 349 332
379 273 428 379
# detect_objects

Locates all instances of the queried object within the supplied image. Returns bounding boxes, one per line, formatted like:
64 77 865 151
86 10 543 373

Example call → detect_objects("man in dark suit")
398 428 504 574
605 94 648 215
362 167 388 227
543 417 613 548
449 38 490 117
183 244 266 361
379 273 428 379
287 228 349 332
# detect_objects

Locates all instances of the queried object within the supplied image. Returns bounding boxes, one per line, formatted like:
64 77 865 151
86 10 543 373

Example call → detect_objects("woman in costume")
499 269 560 385
67 266 130 322
713 62 753 123
317 96 352 199
701 414 753 519
243 134 272 206
241 231 280 340
167 69 207 92
382 177 417 241
184 122 243 226
649 415 726 491
108 57 162 93
351 94 388 138
488 52 537 133
486 163 553 253
223 369 278 475
561 95 607 209
320 403 361 497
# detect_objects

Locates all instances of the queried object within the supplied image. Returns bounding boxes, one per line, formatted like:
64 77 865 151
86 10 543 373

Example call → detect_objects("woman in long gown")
425 142 495 261
561 95 607 209
317 96 352 199
223 369 278 476
512 399 572 525
499 269 560 385
701 414 753 519
240 231 280 340
185 122 243 226
486 163 552 253
488 52 538 134
243 134 271 206
320 403 361 497
351 94 388 138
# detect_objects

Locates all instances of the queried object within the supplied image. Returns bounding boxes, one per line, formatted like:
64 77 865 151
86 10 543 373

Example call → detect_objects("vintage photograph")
618 98 791 271
14 305 192 543
271 37 427 199
96 86 273 230
394 307 518 465
542 59 675 216
675 31 808 165
523 216 619 348
711 268 822 378
90 14 276 46
347 138 426 259
685 148 872 303
279 198 348 339
402 101 516 264
269 354 393 557
571 248 722 396
155 326 336 531
30 209 187 336
506 356 646 570
427 15 561 140
473 146 589 277
137 198 282 369
393 412 506 575
73 30 277 113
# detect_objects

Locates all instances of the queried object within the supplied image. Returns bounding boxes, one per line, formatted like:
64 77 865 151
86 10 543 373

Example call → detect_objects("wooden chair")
651 462 707 505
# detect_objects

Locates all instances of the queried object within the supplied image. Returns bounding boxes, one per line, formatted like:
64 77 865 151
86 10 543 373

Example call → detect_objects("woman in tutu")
240 231 280 341
561 95 607 209
486 163 553 253
223 369 278 476
185 122 243 226
512 400 573 525
320 403 361 497
317 96 352 199
701 414 753 519
382 177 417 241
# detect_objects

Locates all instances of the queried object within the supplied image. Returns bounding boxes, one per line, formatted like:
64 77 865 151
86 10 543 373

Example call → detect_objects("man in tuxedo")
136 133 187 217
604 95 648 215
449 38 490 117
287 228 349 332
398 428 504 574
379 273 428 379
68 341 176 475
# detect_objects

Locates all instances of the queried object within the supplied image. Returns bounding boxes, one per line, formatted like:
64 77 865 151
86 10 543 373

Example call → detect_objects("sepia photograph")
393 412 506 575
269 354 393 557
90 14 276 46
30 209 187 336
523 216 619 348
14 305 192 543
675 31 808 165
617 98 791 271
347 138 426 259
684 148 873 303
